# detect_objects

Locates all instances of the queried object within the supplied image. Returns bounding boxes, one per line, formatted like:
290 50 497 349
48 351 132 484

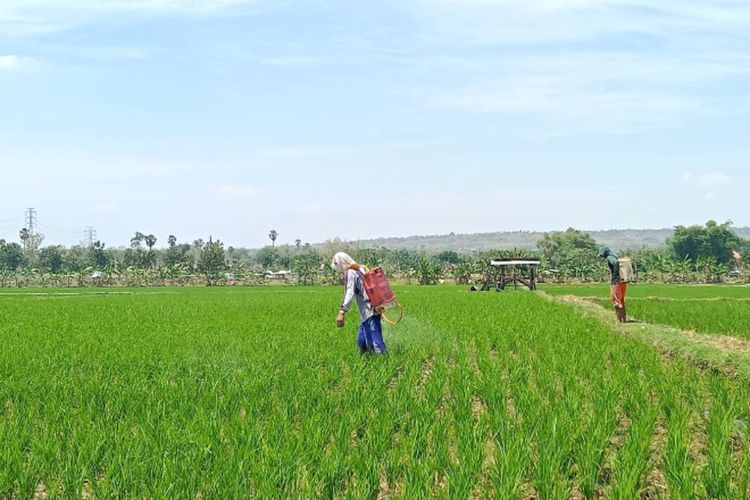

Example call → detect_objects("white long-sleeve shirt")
340 268 375 322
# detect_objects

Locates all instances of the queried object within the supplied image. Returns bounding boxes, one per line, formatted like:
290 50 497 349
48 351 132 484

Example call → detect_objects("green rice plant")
609 399 658 499
490 420 528 498
543 283 750 300
1 286 750 496
623 299 750 338
736 442 750 499
703 378 740 498
664 406 697 498
533 411 575 499
576 389 619 498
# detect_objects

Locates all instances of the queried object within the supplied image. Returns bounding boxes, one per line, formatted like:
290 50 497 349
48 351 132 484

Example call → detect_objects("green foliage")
435 250 460 265
164 236 191 268
144 234 157 251
292 249 322 285
255 246 279 269
538 227 598 260
2 223 749 287
384 249 420 277
351 247 387 269
197 238 227 285
536 229 601 282
415 257 442 285
123 247 154 269
89 241 110 270
38 245 64 273
61 245 89 273
452 256 481 285
0 240 25 271
123 231 159 269
19 228 44 257
669 220 742 264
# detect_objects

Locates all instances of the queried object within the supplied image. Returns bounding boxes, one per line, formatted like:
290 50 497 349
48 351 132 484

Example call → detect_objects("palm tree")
130 232 145 249
295 239 302 250
269 230 278 247
19 228 30 250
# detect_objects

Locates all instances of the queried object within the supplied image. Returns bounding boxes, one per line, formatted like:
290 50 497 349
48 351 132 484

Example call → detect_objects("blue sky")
1 0 748 248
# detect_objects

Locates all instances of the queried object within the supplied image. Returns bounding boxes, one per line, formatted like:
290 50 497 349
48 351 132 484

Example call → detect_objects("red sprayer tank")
363 267 403 324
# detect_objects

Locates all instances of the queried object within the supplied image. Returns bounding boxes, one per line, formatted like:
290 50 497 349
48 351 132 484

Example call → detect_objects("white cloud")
95 201 119 212
48 165 173 182
216 185 261 197
681 171 732 188
0 0 258 14
0 54 32 70
64 45 154 62
417 70 703 134
681 171 733 202
0 0 262 37
0 55 18 69
395 0 750 136
412 0 750 34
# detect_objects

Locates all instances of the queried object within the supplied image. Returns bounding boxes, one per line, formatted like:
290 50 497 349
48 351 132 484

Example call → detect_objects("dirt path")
552 295 750 303
540 292 750 379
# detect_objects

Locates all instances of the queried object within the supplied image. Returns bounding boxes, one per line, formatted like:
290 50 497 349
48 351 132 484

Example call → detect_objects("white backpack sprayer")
618 257 636 283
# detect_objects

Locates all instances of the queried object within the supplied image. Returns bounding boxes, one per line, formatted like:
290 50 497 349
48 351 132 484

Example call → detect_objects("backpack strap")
345 263 367 273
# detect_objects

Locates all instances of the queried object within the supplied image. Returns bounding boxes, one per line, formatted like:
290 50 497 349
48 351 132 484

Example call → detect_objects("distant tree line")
0 221 748 287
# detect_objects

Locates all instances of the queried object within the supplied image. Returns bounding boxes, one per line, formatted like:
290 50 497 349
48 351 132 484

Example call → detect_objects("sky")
1 0 749 248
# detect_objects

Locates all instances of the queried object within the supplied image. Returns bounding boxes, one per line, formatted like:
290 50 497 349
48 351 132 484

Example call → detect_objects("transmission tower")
84 226 97 247
25 208 37 234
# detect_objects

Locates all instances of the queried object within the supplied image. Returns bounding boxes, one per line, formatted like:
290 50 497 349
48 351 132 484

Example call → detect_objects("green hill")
345 227 750 253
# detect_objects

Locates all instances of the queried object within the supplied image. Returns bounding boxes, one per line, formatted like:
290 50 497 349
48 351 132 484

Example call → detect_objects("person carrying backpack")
331 252 388 354
598 245 628 323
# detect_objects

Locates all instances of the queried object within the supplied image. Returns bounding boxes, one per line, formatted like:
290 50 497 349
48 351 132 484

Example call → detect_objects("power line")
36 215 86 245
0 221 21 230
34 222 80 240
84 226 97 247
36 215 81 235
25 207 37 234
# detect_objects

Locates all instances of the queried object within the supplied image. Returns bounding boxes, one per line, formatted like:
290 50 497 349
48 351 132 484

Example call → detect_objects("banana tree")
104 260 122 286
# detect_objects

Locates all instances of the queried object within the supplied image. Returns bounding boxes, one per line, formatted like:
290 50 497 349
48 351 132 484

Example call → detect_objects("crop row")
1 286 749 497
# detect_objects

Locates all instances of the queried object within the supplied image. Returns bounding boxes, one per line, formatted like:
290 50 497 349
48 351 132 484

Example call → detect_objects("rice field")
543 283 750 338
2 286 750 497
542 283 750 300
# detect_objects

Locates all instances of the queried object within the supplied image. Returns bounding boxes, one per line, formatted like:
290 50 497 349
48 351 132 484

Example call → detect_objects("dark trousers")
357 315 387 354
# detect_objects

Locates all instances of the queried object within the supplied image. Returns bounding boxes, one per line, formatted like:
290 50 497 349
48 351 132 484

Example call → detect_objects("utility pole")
25 208 37 234
84 226 97 247
21 208 43 253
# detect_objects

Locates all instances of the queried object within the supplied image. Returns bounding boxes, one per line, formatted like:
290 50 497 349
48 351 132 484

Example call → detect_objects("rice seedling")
1 285 749 497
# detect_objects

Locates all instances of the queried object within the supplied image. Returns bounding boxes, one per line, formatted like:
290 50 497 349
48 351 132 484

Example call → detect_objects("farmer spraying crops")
598 245 632 323
332 252 388 354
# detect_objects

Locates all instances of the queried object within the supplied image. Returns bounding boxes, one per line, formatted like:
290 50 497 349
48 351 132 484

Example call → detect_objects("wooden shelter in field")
473 258 541 292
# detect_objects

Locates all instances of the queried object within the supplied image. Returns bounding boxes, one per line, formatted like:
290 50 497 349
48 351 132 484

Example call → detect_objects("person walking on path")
332 252 388 354
598 245 628 323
